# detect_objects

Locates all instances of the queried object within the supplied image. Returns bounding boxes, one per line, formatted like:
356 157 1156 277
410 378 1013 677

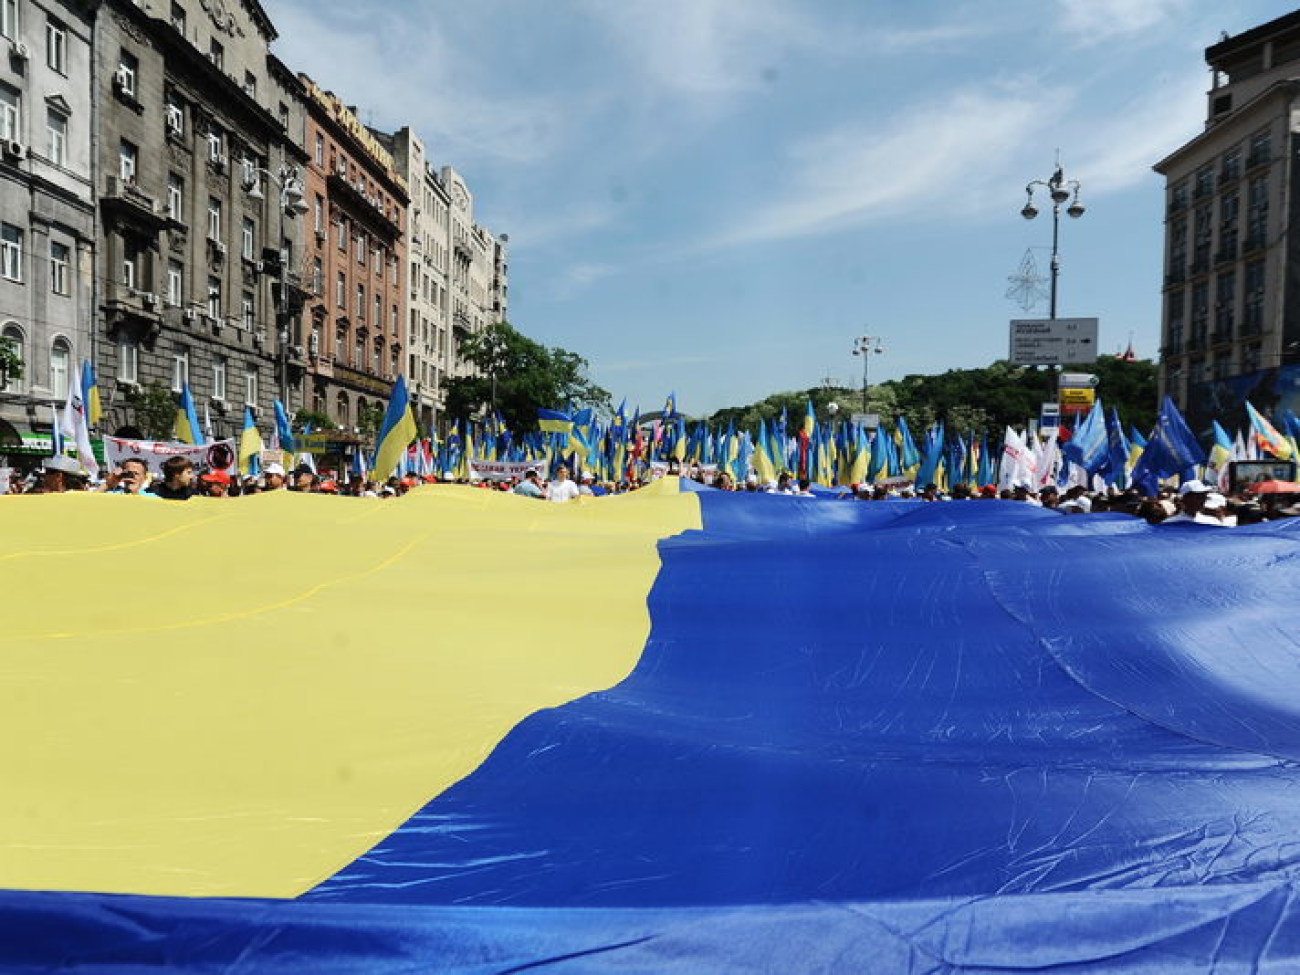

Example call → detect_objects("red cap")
200 470 232 485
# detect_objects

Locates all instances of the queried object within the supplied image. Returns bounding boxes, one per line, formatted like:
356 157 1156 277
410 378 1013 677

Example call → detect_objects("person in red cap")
198 469 231 498
318 479 338 494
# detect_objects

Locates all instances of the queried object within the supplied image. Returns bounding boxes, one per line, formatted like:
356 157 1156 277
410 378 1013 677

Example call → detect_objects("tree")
357 401 385 439
442 321 609 431
294 409 337 432
126 381 178 440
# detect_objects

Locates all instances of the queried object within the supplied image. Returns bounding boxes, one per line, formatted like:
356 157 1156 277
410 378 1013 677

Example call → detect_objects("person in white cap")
578 471 596 497
1196 492 1237 526
262 462 287 491
1163 479 1211 524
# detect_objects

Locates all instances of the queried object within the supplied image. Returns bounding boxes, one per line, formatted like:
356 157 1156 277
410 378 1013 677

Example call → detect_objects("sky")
264 0 1300 416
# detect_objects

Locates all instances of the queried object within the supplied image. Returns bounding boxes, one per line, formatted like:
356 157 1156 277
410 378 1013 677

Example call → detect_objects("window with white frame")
167 174 183 222
206 276 220 318
165 96 184 137
2 223 23 281
166 259 182 305
356 283 365 319
118 334 138 384
311 257 322 294
121 239 137 291
356 233 366 265
336 216 346 251
50 241 69 295
1 0 18 40
50 338 69 399
119 139 137 181
208 38 223 70
241 291 253 329
172 347 189 392
46 19 66 73
212 354 227 401
314 132 323 166
170 2 185 34
0 85 19 141
116 52 138 98
46 108 67 165
241 217 254 260
244 366 257 405
207 198 221 240
336 271 345 308
207 127 223 162
373 294 380 327
242 71 256 99
313 194 323 232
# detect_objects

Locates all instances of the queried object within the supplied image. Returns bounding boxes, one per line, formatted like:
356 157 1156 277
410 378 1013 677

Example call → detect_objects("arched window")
50 337 71 401
1 322 24 393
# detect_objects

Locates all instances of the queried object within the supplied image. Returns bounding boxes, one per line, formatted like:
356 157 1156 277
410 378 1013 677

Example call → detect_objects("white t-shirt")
547 478 580 503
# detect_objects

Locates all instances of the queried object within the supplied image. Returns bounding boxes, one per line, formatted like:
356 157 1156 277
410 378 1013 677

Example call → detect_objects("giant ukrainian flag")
1 484 1300 969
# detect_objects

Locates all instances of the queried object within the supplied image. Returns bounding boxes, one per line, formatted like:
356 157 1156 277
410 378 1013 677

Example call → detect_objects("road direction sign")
1009 318 1099 366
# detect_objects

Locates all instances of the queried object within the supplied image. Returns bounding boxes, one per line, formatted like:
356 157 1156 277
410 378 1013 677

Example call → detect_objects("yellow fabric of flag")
0 480 699 899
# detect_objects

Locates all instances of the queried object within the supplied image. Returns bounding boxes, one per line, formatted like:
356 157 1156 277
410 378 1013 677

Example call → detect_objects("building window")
212 355 227 400
1249 128 1271 168
166 95 184 137
277 102 288 128
356 283 365 319
50 241 69 295
1221 146 1241 183
207 127 223 163
314 132 324 166
336 217 346 251
116 52 138 98
311 256 322 294
374 294 381 327
391 304 397 332
167 174 183 222
0 0 17 39
1247 176 1269 248
46 108 67 165
1214 271 1235 338
241 217 254 260
170 2 185 33
172 347 189 392
336 271 345 308
0 85 18 141
46 19 66 73
208 38 223 70
119 139 137 181
242 71 256 99
1 323 21 392
244 367 257 406
206 276 220 318
121 239 137 291
46 337 67 399
118 335 138 384
355 335 364 369
313 194 323 232
166 259 182 306
207 198 221 240
356 232 366 265
1 223 22 281
241 291 254 329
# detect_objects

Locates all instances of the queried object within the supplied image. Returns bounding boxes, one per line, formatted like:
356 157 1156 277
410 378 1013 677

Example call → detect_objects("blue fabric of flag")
7 494 1300 970
273 399 296 457
1130 396 1206 493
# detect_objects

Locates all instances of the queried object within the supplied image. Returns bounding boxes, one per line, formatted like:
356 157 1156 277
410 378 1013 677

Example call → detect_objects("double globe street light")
852 334 885 415
1020 164 1085 320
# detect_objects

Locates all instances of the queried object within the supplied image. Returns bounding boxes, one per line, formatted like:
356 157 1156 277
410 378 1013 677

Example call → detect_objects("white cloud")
1056 0 1192 45
1072 69 1209 194
701 84 1054 249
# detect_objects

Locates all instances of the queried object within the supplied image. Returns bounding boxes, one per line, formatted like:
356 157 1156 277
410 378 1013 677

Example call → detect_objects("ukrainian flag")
173 382 204 445
537 408 574 436
372 375 419 480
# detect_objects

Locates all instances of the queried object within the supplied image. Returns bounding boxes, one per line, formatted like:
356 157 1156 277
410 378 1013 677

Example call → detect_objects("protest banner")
104 437 238 476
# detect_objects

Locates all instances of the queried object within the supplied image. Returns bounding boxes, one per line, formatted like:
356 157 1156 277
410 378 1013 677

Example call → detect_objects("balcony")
101 177 167 233
326 171 400 237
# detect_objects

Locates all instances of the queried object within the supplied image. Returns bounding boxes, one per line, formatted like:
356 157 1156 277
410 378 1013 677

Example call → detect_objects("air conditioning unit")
140 292 158 309
290 345 304 359
2 140 25 159
253 260 264 273
112 66 131 90
182 307 197 322
210 240 226 256
314 229 326 244
10 40 30 60
308 333 320 354
166 105 183 133
212 153 227 171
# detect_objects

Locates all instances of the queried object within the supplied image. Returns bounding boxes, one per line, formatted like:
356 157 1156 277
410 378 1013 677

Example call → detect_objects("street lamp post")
852 334 885 414
244 164 308 409
1020 162 1085 320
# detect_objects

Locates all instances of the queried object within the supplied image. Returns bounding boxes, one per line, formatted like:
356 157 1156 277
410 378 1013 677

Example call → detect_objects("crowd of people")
6 453 1299 525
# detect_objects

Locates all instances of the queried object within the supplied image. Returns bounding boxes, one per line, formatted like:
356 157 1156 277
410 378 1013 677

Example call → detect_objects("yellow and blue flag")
174 382 204 445
373 375 419 480
80 359 101 427
238 406 262 476
537 408 574 437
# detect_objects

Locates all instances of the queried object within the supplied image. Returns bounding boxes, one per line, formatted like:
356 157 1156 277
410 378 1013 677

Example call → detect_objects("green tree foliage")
126 381 180 440
442 321 610 431
707 358 1158 435
294 409 337 432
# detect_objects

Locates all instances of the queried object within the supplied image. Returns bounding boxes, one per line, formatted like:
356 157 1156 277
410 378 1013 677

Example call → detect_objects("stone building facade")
1155 9 1300 426
93 0 306 442
298 75 407 436
0 0 95 458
